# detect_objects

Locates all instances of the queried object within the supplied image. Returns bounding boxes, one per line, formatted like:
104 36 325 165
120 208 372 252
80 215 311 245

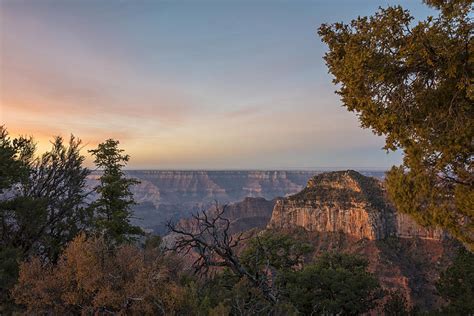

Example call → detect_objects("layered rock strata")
268 170 443 240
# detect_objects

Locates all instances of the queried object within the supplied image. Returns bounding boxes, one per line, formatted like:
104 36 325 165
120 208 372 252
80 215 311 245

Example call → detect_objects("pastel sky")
0 0 433 169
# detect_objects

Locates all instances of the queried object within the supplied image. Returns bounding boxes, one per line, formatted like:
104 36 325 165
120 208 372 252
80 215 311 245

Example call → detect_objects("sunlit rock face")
268 170 443 240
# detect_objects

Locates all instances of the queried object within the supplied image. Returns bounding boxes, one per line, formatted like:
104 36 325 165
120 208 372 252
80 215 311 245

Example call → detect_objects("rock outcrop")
268 170 443 240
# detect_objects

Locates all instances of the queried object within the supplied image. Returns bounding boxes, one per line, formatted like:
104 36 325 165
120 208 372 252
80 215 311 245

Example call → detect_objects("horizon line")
117 167 390 172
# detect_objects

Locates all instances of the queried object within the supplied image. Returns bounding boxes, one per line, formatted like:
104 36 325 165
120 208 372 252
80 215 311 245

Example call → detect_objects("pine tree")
89 139 143 244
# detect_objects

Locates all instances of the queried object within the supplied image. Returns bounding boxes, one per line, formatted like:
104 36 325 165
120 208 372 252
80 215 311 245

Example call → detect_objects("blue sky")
0 0 434 169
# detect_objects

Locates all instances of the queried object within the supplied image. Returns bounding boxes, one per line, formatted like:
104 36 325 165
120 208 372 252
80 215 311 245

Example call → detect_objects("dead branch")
166 201 277 304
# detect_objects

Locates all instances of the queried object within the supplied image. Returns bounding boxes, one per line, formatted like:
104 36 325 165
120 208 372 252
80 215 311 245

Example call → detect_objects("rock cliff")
264 171 451 310
268 170 443 240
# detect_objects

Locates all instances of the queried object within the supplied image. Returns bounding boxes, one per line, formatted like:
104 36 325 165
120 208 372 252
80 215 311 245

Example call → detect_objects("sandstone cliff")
265 170 452 310
268 170 443 240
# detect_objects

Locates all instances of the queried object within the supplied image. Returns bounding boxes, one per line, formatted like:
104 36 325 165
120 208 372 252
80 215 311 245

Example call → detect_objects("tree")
89 139 143 244
0 126 35 308
436 247 474 314
166 204 278 301
383 290 411 316
318 0 473 247
0 126 34 191
0 127 91 309
167 207 307 313
12 234 191 315
241 230 313 273
22 135 91 258
283 253 381 315
167 207 381 314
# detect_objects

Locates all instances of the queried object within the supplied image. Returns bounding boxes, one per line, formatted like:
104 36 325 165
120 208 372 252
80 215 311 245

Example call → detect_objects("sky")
0 0 434 169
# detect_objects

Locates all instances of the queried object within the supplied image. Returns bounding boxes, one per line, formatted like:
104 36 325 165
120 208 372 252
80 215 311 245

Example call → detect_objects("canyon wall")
268 170 444 240
88 170 384 234
84 170 354 233
125 170 319 204
159 170 451 310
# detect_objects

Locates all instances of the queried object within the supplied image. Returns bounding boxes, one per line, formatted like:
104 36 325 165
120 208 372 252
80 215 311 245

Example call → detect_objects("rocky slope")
282 229 457 311
268 170 443 240
160 170 455 310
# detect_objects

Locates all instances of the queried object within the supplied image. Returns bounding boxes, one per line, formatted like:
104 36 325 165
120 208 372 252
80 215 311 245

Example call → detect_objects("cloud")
0 0 403 169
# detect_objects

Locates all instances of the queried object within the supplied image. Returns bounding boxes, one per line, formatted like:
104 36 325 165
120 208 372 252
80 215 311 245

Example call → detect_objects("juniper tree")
318 0 473 247
0 128 90 259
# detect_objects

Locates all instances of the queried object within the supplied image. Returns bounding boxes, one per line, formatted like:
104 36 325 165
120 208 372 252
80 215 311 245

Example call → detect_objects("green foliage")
0 126 34 191
383 290 411 316
318 0 473 247
197 269 297 315
437 247 474 314
191 232 380 315
241 230 313 272
0 247 21 312
89 139 143 244
0 127 91 309
0 129 90 254
283 253 381 315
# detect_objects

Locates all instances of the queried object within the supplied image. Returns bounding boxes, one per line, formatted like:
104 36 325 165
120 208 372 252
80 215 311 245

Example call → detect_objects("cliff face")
268 170 443 240
125 170 319 204
265 170 452 310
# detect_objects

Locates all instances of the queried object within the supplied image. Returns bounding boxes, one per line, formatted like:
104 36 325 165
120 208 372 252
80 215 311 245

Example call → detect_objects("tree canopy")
89 139 143 244
12 234 189 315
437 248 474 314
318 0 473 247
0 127 91 309
283 253 381 315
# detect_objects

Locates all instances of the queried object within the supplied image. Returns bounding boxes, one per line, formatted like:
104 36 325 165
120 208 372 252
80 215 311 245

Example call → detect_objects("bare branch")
165 203 278 303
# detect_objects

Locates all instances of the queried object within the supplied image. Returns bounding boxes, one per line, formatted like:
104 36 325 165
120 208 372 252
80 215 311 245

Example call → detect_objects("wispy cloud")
0 0 416 169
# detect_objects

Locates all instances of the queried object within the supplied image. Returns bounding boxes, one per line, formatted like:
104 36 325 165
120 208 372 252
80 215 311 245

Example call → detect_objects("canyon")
266 170 452 310
163 170 455 311
93 169 454 310
88 170 384 234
